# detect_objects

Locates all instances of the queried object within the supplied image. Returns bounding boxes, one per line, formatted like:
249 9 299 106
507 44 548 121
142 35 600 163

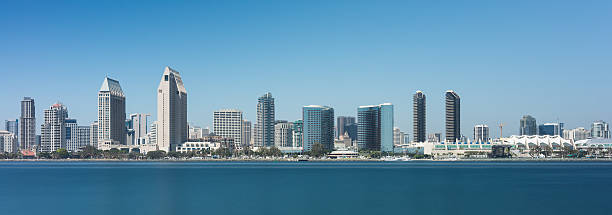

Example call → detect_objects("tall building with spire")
157 67 188 152
20 97 36 150
413 91 426 143
445 90 460 142
256 92 275 147
97 77 126 148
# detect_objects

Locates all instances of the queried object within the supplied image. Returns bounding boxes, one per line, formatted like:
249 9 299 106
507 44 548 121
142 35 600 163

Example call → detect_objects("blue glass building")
302 105 334 152
357 103 394 152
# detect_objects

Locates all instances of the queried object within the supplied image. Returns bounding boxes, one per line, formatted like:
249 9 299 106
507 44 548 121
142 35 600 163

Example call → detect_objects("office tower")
149 121 158 145
413 91 426 142
20 97 36 150
0 131 17 153
130 113 149 145
538 123 563 136
292 120 303 148
428 133 441 142
98 77 126 148
591 121 610 139
242 120 251 147
445 90 460 142
303 105 334 151
65 119 79 152
125 119 135 146
357 103 394 152
40 103 68 153
563 127 590 141
4 120 18 147
473 124 490 142
213 109 243 146
519 115 537 136
90 121 98 147
403 133 410 145
256 92 275 147
76 126 91 149
274 121 293 147
336 116 356 139
157 67 188 152
393 127 402 146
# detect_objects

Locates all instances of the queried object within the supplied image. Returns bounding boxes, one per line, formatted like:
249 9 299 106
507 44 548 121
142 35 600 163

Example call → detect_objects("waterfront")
2 161 611 215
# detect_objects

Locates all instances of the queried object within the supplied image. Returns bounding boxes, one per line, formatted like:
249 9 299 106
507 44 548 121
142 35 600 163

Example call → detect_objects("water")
1 161 611 215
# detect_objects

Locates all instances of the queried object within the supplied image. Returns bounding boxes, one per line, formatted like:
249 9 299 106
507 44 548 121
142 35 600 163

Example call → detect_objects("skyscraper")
97 77 126 148
40 103 68 153
445 90 460 142
473 124 489 142
157 67 188 152
4 119 18 147
336 116 356 139
303 105 334 152
591 121 609 139
65 119 79 152
242 120 252 147
519 115 537 136
538 123 563 136
357 103 394 152
0 131 17 153
256 92 275 147
292 120 303 147
20 97 36 150
213 109 243 147
90 121 98 147
130 113 150 145
413 91 426 143
274 121 293 147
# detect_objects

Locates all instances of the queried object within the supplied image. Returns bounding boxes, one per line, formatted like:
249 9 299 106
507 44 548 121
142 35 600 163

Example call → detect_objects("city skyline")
2 1 612 138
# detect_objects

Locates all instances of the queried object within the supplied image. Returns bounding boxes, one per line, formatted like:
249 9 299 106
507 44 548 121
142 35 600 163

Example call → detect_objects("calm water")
1 161 611 215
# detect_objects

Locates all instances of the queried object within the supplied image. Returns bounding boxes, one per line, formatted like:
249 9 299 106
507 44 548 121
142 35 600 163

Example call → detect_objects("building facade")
520 115 537 136
413 91 426 142
98 77 126 148
445 90 460 142
213 109 243 147
303 105 334 152
292 120 303 148
274 122 293 147
0 131 17 153
4 120 18 147
538 123 564 136
40 103 68 153
473 124 490 142
256 92 275 147
336 116 356 139
357 103 394 152
242 120 252 147
591 121 609 139
20 97 36 150
563 127 590 141
129 113 149 145
157 67 188 152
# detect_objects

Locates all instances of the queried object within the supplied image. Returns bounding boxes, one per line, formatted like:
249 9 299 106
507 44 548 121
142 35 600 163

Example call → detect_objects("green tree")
52 148 70 159
268 146 283 157
213 147 232 158
146 150 166 159
128 151 142 160
309 143 329 158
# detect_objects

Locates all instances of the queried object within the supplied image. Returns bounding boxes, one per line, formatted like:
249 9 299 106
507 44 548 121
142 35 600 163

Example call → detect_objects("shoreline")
2 158 612 162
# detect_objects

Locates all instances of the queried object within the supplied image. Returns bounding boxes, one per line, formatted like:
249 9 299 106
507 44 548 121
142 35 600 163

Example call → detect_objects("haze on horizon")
1 0 611 138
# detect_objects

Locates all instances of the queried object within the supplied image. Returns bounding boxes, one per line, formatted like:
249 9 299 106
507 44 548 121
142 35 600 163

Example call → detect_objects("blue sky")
1 0 611 138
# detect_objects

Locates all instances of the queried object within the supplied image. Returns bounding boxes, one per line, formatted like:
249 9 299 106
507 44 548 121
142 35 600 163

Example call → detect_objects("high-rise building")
445 90 460 142
20 97 36 150
65 119 79 152
76 126 91 149
40 103 68 153
242 120 252 147
0 131 17 153
538 123 564 136
563 127 590 141
591 121 609 139
130 113 149 145
519 115 537 136
428 133 441 142
357 103 394 152
213 109 243 147
336 116 356 139
90 121 98 147
403 133 410 145
303 105 334 152
256 92 275 147
292 120 303 148
98 77 126 148
157 67 188 152
413 91 426 143
473 124 490 142
393 127 402 146
274 122 293 147
4 119 18 147
148 121 158 146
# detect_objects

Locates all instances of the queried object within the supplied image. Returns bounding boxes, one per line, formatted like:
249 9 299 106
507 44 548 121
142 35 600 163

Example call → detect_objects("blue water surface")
1 161 610 215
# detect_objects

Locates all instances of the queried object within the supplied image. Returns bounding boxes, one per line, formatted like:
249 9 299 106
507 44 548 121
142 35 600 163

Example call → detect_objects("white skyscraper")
65 119 79 152
213 109 243 147
0 130 17 153
274 122 293 147
129 113 149 145
473 124 490 142
40 103 68 153
97 77 126 148
157 67 188 152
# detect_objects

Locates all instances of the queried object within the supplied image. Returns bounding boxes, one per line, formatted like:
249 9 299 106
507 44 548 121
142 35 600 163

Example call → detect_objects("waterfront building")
336 116 356 139
500 135 573 150
148 121 158 146
130 113 149 145
213 109 243 147
242 120 252 147
520 115 537 136
157 67 188 152
428 133 441 142
274 121 293 147
40 103 68 153
4 120 18 147
563 127 590 141
20 97 36 150
292 120 303 147
413 91 426 142
403 133 410 145
90 121 98 147
303 105 334 152
591 121 609 139
189 125 203 139
473 124 490 142
445 90 460 142
357 103 394 152
65 119 79 152
76 126 91 149
256 92 275 147
538 123 563 136
393 127 402 146
0 130 17 153
98 77 126 149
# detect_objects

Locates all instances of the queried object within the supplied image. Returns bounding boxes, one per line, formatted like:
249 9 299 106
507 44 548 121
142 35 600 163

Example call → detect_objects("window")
164 75 168 81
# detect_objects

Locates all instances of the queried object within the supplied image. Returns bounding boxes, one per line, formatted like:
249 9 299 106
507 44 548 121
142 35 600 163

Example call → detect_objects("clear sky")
1 0 611 139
